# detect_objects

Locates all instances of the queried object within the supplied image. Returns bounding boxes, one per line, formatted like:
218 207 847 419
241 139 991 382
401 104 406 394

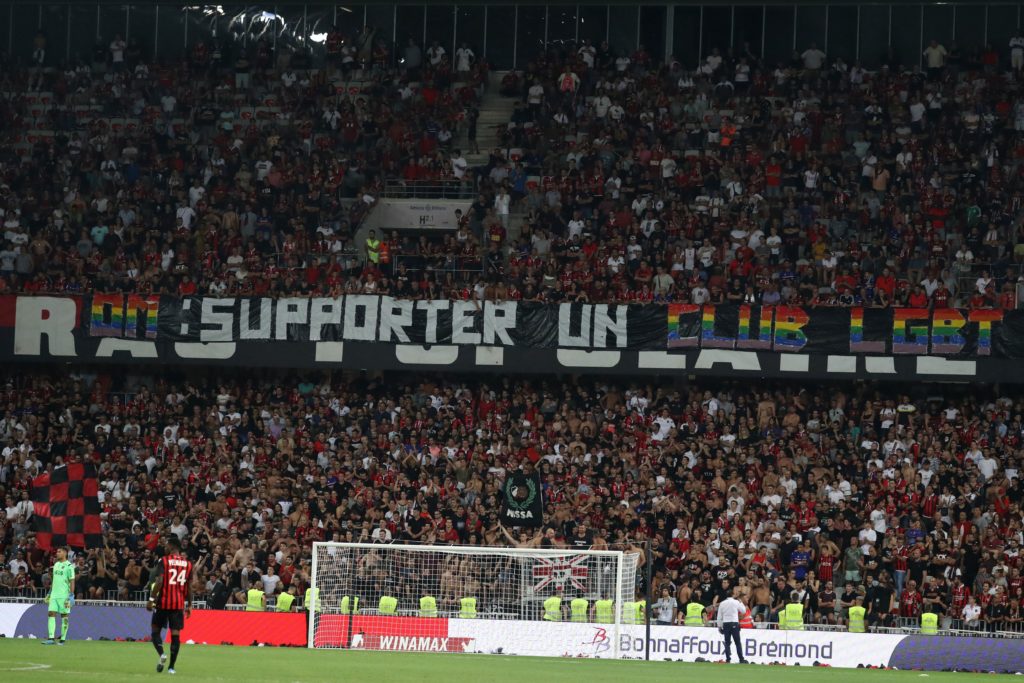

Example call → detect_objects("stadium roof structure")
15 0 1024 6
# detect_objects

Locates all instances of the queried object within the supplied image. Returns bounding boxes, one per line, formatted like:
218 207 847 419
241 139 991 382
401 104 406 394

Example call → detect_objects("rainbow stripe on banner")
969 309 1001 356
89 293 125 337
667 303 699 348
772 306 808 352
849 307 885 353
701 305 735 348
736 305 772 350
125 294 160 339
892 308 930 354
930 309 966 355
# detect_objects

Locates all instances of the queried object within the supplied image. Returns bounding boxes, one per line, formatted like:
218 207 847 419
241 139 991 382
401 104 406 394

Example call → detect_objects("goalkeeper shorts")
48 595 71 614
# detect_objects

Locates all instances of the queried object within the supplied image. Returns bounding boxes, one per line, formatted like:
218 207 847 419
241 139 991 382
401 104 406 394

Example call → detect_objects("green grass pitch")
0 640 1014 681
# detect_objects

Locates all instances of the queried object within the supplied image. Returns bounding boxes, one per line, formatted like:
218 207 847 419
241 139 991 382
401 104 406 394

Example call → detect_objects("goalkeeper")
42 546 75 644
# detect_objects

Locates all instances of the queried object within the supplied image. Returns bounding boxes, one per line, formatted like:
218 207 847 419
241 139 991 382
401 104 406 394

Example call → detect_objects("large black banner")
3 294 1024 382
77 294 1020 356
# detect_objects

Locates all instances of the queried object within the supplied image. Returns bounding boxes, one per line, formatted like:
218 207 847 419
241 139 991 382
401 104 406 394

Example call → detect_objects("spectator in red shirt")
901 580 924 618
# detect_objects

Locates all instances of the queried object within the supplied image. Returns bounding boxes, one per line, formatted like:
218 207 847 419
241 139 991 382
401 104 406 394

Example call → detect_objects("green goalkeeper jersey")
51 560 75 599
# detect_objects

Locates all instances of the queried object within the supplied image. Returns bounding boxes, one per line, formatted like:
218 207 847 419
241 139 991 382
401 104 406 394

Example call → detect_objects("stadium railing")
389 253 485 280
382 180 476 200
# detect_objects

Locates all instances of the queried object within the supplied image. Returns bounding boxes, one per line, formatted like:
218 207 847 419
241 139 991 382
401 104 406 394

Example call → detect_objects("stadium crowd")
486 36 1024 309
0 370 1021 633
1 15 1024 636
0 25 1024 307
0 24 489 299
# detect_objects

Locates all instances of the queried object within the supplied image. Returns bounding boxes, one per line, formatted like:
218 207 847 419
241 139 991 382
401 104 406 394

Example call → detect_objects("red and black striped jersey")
158 554 193 611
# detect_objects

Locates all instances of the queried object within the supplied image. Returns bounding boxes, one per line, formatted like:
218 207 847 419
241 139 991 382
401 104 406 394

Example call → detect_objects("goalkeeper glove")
67 596 74 609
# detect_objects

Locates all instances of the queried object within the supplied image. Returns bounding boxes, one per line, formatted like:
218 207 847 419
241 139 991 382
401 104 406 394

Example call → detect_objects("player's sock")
47 616 56 640
152 629 164 656
169 635 180 669
61 617 69 641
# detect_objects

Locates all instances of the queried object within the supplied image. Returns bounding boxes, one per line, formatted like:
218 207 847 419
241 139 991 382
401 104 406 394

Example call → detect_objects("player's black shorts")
152 608 185 631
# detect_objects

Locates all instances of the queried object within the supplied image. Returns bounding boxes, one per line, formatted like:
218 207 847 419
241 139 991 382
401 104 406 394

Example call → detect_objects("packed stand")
0 370 1020 632
462 35 1024 309
0 25 488 297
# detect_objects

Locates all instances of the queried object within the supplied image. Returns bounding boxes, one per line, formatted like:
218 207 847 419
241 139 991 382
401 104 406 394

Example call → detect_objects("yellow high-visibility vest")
543 596 562 621
848 606 866 632
623 601 639 625
921 612 938 635
246 588 264 611
276 592 295 612
684 602 704 626
420 596 438 617
459 597 477 619
340 595 359 614
303 587 320 612
378 595 398 615
784 603 804 630
595 599 614 623
570 598 589 622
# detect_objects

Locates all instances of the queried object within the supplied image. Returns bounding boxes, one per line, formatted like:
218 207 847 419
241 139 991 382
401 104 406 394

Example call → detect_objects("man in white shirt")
962 597 982 629
494 188 510 228
254 158 273 181
690 283 710 305
451 151 468 180
426 41 445 66
261 567 281 595
923 40 947 80
652 409 675 442
110 35 126 70
371 520 392 543
175 203 196 230
577 41 596 68
653 587 676 625
527 82 545 113
801 43 826 72
1011 33 1024 72
454 43 474 75
977 451 999 481
717 588 749 664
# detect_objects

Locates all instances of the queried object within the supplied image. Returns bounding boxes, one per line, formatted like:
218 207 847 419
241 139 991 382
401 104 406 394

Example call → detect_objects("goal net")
308 542 641 658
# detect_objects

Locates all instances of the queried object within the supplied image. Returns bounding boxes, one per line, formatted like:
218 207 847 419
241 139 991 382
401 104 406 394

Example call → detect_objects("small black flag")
500 471 544 528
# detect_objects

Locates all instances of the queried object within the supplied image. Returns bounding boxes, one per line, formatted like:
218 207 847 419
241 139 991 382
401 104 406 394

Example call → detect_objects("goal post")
308 542 641 659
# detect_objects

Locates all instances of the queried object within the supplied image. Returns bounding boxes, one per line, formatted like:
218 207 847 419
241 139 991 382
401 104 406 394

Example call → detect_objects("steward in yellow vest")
848 597 866 633
276 587 296 612
378 595 398 615
783 596 804 630
623 600 639 624
365 231 381 264
304 586 320 612
340 595 359 614
459 597 477 619
543 596 562 621
419 595 438 617
570 598 589 622
246 587 265 611
594 599 614 623
921 612 939 635
684 602 705 626
635 600 646 624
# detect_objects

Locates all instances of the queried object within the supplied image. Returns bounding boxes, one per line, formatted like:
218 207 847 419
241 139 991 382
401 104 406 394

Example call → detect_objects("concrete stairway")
463 71 518 165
